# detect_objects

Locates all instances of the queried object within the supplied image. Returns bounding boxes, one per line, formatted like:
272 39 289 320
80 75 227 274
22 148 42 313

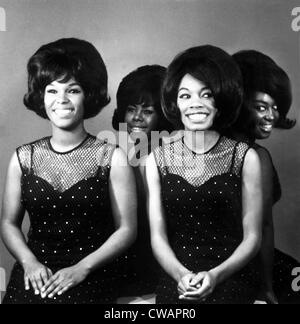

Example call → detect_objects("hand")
177 272 198 296
257 289 279 304
179 271 217 302
40 264 89 299
23 259 53 295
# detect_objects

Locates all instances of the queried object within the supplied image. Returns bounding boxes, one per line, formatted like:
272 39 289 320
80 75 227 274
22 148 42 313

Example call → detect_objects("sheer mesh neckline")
155 136 249 188
18 136 115 193
181 135 222 155
47 134 91 155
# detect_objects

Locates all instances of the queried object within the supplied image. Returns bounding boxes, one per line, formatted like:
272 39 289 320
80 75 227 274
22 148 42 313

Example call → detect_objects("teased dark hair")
24 38 110 119
112 65 173 132
162 45 243 131
232 50 295 135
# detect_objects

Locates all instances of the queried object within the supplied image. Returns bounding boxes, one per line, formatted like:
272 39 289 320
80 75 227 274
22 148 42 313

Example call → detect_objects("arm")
256 147 277 304
146 153 194 290
42 148 137 298
1 152 53 294
184 148 263 300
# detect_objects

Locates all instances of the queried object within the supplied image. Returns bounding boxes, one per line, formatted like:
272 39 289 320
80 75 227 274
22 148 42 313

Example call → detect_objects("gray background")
0 0 299 290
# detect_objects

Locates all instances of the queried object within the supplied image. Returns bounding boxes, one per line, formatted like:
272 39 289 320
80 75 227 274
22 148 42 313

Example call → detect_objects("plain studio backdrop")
0 0 299 293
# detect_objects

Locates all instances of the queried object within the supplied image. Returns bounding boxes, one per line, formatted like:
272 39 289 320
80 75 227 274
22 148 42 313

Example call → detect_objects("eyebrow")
49 82 81 87
178 86 211 92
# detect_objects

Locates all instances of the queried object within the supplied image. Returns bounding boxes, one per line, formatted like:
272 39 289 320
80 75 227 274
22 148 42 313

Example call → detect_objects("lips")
260 124 273 133
129 126 147 132
186 112 209 123
53 108 75 118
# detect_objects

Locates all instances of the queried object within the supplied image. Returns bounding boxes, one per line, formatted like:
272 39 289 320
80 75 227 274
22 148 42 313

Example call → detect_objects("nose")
265 107 275 121
133 108 143 121
56 91 69 104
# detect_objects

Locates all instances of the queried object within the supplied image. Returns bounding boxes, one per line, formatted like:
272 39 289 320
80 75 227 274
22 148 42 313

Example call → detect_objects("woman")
112 65 173 303
230 50 299 304
146 45 263 304
1 38 137 304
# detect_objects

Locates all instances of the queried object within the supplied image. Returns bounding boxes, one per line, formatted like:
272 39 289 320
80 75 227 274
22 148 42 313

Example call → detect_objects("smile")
186 112 209 122
130 127 147 132
260 124 273 132
53 108 75 118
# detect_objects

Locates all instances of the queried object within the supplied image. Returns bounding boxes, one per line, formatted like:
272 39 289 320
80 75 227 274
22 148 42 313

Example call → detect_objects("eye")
178 93 191 99
255 105 267 112
126 107 136 113
46 89 57 94
202 91 213 99
143 110 154 116
69 88 82 94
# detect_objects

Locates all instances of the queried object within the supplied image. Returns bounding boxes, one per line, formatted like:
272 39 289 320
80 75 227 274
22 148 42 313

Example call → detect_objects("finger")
190 272 205 287
182 276 197 292
184 282 210 298
41 273 58 293
179 295 200 301
24 275 30 291
35 275 44 292
47 268 53 279
57 283 73 297
30 277 40 295
48 283 67 299
40 269 50 286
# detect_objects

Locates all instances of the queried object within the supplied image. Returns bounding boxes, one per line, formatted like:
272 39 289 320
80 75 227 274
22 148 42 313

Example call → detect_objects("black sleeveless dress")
153 136 260 304
255 144 300 304
3 135 118 304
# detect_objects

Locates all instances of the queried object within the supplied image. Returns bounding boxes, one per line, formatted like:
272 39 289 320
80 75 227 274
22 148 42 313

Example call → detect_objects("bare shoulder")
243 148 261 176
254 146 273 169
111 147 128 167
8 151 22 175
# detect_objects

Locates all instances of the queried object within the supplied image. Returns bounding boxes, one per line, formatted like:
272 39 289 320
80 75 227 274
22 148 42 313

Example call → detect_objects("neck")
183 129 220 154
50 123 87 150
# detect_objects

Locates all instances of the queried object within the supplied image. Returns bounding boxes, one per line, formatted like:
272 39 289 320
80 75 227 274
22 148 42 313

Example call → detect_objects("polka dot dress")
153 136 260 304
3 135 118 304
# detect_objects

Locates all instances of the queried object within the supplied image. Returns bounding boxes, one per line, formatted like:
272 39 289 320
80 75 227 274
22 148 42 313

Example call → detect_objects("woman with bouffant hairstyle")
230 50 299 304
146 45 263 304
1 38 137 304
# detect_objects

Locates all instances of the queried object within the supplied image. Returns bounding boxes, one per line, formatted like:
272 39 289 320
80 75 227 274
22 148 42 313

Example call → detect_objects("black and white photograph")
0 0 299 308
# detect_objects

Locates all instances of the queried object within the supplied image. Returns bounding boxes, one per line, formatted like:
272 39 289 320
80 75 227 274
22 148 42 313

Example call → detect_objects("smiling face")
249 92 279 140
125 104 159 137
44 78 85 130
177 74 218 131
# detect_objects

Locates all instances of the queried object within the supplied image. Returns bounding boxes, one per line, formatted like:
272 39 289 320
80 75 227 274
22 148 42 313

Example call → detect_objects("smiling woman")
0 38 137 304
146 45 263 304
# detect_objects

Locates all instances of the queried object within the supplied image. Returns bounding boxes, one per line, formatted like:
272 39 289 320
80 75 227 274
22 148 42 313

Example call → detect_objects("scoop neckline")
47 134 91 155
182 135 222 155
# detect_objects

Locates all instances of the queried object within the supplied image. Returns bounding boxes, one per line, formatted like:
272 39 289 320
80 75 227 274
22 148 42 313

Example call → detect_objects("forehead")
253 92 277 106
48 78 80 87
178 74 207 91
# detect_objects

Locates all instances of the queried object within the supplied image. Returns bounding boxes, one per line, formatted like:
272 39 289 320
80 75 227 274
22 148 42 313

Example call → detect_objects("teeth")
261 125 273 132
131 127 145 132
187 113 208 122
54 109 74 118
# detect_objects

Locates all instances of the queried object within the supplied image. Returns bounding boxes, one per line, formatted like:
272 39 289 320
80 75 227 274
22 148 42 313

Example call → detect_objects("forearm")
259 222 275 290
152 234 191 283
1 221 38 266
210 234 261 286
77 226 136 274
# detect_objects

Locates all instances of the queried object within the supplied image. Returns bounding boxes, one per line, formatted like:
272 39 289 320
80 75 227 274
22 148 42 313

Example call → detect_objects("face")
177 74 218 131
44 78 85 130
125 104 159 137
249 92 279 140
